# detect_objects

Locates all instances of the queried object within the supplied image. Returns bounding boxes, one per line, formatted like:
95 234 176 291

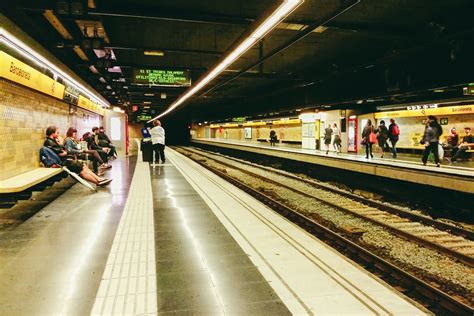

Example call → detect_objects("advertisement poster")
244 127 252 139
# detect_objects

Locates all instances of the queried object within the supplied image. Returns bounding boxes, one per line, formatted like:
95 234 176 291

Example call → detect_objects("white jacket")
150 126 165 145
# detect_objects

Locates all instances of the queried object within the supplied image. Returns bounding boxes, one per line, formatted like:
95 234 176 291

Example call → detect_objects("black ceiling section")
2 0 474 122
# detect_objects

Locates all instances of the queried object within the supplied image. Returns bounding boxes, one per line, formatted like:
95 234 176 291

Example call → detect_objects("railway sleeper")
428 236 467 243
340 226 366 239
441 242 474 249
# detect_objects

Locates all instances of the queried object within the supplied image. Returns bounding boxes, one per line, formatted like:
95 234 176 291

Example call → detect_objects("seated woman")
44 126 112 186
64 127 110 173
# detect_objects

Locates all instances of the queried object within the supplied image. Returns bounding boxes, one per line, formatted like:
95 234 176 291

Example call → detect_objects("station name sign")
132 68 191 87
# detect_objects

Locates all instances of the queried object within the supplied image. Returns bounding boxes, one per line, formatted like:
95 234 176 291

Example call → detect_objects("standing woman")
151 120 166 164
332 123 342 153
362 120 375 159
324 124 333 154
376 120 389 158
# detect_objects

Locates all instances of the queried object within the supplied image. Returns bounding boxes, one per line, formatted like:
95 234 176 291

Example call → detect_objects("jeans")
451 146 469 161
153 143 166 163
365 143 373 158
390 139 398 157
422 142 439 164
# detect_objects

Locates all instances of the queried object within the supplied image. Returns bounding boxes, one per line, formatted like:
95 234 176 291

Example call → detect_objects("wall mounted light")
0 28 109 107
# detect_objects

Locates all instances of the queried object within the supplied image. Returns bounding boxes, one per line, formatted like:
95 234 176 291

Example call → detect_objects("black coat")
43 137 66 156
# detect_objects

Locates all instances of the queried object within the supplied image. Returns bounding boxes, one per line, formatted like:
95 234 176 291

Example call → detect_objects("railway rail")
176 146 474 315
181 146 474 266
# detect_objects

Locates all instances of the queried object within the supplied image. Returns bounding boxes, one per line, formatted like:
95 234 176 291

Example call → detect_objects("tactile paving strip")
91 161 157 315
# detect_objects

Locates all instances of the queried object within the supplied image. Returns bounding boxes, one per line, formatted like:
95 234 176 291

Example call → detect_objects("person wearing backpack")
388 118 400 158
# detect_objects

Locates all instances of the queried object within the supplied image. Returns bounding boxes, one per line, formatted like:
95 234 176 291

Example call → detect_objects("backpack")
392 124 400 136
39 146 63 167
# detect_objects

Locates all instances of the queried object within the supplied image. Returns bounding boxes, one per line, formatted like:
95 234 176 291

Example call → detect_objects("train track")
181 146 474 267
175 146 474 315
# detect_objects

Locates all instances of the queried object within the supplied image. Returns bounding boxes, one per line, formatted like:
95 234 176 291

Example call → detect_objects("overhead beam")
88 7 410 37
107 45 223 56
24 4 412 38
89 8 253 25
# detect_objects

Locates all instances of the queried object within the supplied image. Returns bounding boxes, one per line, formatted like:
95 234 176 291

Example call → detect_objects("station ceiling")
2 0 474 122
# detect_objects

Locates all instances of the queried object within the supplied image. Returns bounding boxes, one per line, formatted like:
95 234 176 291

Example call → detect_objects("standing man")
388 118 400 158
151 120 166 164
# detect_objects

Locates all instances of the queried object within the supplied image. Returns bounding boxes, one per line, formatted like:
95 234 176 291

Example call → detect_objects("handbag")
369 132 376 144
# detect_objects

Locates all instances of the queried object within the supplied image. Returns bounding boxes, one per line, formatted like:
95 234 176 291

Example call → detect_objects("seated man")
86 127 112 168
451 127 474 162
43 126 112 186
98 126 117 158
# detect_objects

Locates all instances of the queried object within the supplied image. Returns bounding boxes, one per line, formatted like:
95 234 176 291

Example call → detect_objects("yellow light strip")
42 10 73 40
148 0 303 122
0 28 109 107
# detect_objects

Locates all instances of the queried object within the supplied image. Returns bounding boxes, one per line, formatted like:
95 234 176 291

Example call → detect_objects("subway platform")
0 149 428 315
192 138 474 194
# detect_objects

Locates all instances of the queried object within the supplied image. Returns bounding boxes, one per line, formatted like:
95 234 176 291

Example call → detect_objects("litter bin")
141 139 153 162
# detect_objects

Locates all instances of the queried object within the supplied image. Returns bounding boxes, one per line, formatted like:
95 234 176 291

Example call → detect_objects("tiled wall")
213 125 302 142
375 114 474 148
0 79 101 180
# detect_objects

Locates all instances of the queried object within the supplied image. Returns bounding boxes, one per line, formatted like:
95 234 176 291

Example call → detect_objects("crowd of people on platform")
40 125 117 186
361 116 473 167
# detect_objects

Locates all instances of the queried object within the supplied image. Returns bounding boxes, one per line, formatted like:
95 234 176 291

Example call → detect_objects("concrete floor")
0 157 136 315
150 163 290 314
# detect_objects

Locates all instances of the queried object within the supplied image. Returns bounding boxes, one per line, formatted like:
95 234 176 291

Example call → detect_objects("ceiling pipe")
201 0 360 96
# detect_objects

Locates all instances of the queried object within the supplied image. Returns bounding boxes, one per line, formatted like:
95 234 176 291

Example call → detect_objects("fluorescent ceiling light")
0 28 109 107
148 0 303 122
144 50 164 56
144 93 155 96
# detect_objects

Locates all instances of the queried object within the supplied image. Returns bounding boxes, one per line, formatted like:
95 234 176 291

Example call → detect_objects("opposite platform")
192 138 474 194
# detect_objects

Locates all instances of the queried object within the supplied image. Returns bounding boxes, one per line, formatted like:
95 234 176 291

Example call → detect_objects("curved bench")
0 168 64 194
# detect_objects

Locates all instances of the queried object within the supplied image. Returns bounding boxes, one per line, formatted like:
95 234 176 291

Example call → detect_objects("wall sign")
440 117 448 125
0 51 65 99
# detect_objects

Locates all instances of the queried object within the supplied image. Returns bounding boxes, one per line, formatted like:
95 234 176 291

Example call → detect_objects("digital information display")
132 69 191 86
137 114 152 122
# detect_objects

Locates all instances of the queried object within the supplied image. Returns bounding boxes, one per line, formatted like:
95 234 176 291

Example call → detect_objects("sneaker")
436 163 440 167
98 178 113 186
161 160 166 164
423 163 427 166
99 163 112 169
96 171 105 177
